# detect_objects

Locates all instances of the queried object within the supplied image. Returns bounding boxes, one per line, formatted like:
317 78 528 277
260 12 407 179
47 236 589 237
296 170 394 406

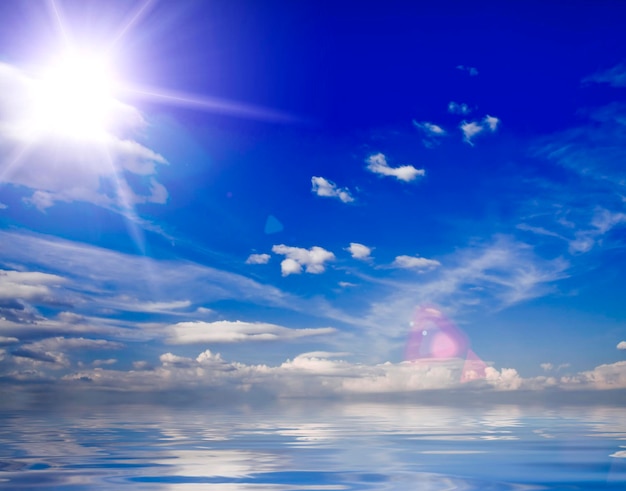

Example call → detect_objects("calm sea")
1 401 625 490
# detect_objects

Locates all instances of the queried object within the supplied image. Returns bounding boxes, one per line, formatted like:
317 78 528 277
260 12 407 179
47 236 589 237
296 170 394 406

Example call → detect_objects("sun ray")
108 0 156 52
47 0 70 47
123 84 298 123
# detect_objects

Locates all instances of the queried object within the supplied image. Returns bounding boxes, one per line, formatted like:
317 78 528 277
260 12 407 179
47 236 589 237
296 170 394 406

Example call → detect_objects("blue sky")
1 0 626 399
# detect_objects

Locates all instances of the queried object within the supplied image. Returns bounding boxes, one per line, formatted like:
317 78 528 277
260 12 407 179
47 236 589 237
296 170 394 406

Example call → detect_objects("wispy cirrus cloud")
583 62 626 87
166 320 335 344
365 153 425 182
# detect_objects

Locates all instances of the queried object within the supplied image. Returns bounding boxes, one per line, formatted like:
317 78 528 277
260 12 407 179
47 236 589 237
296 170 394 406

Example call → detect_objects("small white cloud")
166 320 335 344
460 121 483 143
448 101 471 115
93 358 117 366
484 115 500 131
460 115 500 145
391 255 441 271
457 65 478 76
0 336 19 345
413 121 446 147
311 176 354 203
413 121 446 135
540 363 553 372
246 253 271 265
272 244 335 276
347 242 372 261
365 153 425 182
0 202 7 209
618 341 626 350
339 281 357 288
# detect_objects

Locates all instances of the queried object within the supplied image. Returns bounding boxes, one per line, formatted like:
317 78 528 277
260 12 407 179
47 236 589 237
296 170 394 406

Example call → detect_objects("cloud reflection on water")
0 403 625 490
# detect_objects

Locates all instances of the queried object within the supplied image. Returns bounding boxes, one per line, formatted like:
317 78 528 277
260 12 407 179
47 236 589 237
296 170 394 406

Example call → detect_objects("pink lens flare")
405 305 487 383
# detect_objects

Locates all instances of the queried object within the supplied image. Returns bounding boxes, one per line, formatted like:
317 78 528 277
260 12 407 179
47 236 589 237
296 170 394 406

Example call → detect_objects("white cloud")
456 65 478 76
540 363 554 372
279 258 302 276
93 358 117 366
448 101 471 115
272 244 335 276
0 269 66 301
311 176 354 203
25 336 123 351
166 320 335 344
110 298 192 313
391 255 441 271
0 202 7 209
559 361 626 390
413 121 446 147
568 209 626 254
0 62 168 212
246 253 271 265
460 115 500 145
618 341 626 350
346 242 372 261
0 336 19 345
0 230 307 320
365 153 425 182
338 281 357 288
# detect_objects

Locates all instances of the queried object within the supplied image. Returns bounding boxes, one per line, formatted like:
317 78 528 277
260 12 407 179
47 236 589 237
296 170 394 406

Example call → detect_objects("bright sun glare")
28 50 118 141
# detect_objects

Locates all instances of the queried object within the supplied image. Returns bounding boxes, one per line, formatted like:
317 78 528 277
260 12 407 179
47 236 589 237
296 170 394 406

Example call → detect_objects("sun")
27 49 119 141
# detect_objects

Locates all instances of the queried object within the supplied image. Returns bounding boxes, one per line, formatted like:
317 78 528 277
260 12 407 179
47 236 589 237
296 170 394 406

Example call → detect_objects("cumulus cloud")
50 348 535 397
272 244 335 276
413 121 446 147
246 253 271 265
460 115 500 145
365 153 425 182
559 361 626 390
618 341 626 350
166 320 335 344
311 176 354 203
391 255 441 271
448 101 471 115
540 363 554 372
0 62 168 212
347 242 372 261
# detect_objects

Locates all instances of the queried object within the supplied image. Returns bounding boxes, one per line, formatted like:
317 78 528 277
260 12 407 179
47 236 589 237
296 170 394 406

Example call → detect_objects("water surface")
1 402 625 490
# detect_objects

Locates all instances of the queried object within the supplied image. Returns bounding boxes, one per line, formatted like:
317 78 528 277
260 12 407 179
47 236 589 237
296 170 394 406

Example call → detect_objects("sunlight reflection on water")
0 403 625 490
